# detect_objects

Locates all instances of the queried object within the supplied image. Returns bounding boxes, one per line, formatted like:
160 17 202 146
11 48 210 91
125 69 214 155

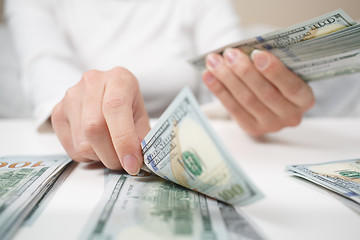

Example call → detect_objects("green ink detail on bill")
218 184 244 201
339 171 360 178
182 151 202 176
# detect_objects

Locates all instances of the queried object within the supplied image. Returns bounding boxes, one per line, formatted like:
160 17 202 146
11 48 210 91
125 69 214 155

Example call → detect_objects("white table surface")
1 118 359 240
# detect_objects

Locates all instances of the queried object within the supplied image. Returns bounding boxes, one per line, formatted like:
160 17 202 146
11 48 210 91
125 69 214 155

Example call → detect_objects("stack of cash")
140 87 262 206
287 159 360 208
190 9 360 82
82 87 265 239
81 172 266 240
0 155 71 240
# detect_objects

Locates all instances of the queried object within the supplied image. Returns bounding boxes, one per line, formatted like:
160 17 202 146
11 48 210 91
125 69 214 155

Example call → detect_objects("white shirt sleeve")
5 0 83 131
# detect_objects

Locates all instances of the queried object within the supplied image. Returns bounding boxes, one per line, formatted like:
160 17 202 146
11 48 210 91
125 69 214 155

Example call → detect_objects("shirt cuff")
34 102 57 132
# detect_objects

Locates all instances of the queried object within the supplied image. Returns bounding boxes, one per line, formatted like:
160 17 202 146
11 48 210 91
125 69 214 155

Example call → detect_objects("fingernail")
203 71 216 85
224 48 238 65
122 154 140 175
251 50 269 70
206 54 221 69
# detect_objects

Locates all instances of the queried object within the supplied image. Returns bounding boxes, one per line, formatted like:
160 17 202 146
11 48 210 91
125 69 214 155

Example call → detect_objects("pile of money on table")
81 172 266 240
190 9 360 82
0 155 71 240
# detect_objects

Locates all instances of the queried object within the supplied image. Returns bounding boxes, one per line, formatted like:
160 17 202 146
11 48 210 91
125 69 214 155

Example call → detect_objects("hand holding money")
202 49 315 136
193 9 359 136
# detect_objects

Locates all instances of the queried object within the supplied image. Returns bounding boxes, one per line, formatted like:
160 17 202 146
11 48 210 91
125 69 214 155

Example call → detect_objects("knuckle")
107 67 140 91
112 130 134 147
74 141 96 160
64 85 78 102
262 87 280 102
208 79 223 95
83 118 106 138
241 91 257 106
81 70 102 87
226 99 240 114
102 95 129 113
111 131 139 155
111 67 138 84
110 66 130 76
288 83 304 98
82 70 100 82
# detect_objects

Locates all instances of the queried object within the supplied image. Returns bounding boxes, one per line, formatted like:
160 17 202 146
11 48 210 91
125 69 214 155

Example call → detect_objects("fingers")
251 50 315 110
223 49 298 119
102 67 145 175
203 48 315 136
64 84 100 161
205 52 280 129
81 70 122 170
202 71 261 135
51 67 150 175
52 102 92 162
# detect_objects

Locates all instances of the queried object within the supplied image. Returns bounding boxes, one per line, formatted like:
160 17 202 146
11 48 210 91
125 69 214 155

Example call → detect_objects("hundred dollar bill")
286 159 360 204
189 9 358 82
272 24 360 63
141 87 262 206
287 49 360 81
81 172 266 240
21 161 75 227
0 155 71 240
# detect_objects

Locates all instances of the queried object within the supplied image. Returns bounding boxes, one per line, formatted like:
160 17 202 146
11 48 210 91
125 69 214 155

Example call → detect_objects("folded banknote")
287 159 360 205
141 87 262 206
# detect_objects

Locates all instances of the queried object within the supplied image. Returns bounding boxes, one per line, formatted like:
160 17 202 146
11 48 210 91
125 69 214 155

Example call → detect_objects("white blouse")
5 0 243 129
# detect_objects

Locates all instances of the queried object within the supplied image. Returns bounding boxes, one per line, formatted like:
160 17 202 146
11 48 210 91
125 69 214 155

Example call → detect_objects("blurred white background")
0 0 359 118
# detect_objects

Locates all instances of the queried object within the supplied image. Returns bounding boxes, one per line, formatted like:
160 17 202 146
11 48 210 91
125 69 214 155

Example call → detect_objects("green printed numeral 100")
218 184 244 201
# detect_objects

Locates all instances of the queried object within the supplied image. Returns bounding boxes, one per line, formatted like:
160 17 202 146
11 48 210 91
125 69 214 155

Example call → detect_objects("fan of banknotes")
190 9 360 82
140 87 263 206
287 159 360 213
0 155 72 240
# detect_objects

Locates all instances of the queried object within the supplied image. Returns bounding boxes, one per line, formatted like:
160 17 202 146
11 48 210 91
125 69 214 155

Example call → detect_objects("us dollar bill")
0 155 71 240
287 49 360 81
286 159 360 204
141 87 262 206
189 9 359 82
81 172 266 240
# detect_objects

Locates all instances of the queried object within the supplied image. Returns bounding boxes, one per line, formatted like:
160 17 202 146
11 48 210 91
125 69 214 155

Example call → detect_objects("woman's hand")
51 67 150 174
202 49 315 136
